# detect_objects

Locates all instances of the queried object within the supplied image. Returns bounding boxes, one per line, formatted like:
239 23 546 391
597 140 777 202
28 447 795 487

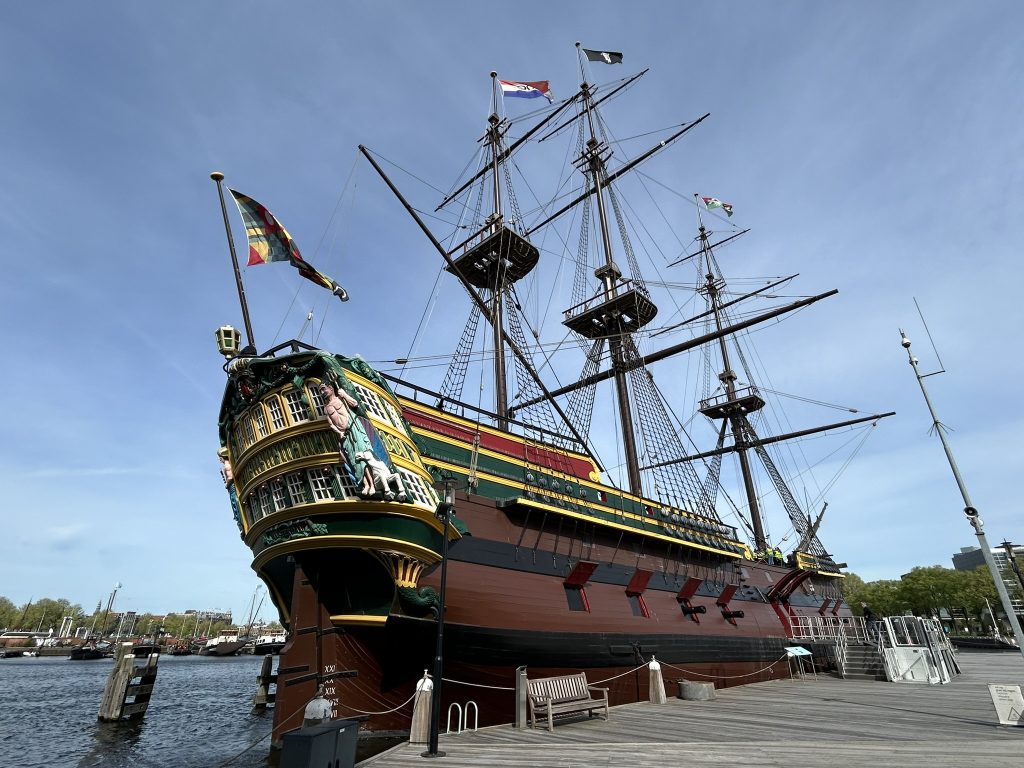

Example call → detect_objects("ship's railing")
698 386 762 413
562 278 645 322
791 615 868 644
380 372 585 449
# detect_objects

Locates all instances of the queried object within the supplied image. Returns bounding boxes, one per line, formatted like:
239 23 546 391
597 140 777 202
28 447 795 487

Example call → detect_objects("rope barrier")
661 653 789 680
336 689 418 715
590 662 650 685
442 676 515 691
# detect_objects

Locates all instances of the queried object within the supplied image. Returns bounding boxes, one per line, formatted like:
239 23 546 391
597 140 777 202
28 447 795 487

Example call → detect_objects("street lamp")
422 481 455 759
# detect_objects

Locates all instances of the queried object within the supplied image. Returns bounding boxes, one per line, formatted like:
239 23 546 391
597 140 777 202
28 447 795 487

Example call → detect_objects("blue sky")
3 2 1022 623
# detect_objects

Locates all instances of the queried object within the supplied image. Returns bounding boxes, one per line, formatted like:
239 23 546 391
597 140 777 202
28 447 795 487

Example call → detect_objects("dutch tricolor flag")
498 79 553 103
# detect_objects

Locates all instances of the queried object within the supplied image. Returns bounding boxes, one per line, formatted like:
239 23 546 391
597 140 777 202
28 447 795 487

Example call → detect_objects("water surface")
0 654 272 768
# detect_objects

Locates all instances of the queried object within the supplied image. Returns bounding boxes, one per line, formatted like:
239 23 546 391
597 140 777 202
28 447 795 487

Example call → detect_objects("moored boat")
211 46 890 748
254 633 287 655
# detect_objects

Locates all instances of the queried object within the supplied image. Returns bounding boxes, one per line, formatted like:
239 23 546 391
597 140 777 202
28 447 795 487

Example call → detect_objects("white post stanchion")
409 670 433 744
648 656 667 704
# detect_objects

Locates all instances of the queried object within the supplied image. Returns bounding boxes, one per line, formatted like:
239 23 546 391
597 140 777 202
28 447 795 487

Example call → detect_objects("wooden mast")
487 72 509 428
698 223 768 551
573 42 642 495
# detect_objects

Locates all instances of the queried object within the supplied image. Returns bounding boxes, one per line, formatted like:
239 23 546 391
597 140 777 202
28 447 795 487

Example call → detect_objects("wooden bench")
526 672 609 731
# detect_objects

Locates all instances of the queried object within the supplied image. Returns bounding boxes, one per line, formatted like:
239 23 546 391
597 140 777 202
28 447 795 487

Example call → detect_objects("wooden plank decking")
359 651 1024 767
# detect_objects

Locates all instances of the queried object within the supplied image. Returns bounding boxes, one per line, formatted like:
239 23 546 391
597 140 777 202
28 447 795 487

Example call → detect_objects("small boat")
950 635 1020 651
253 633 287 655
69 642 111 661
1 649 25 659
168 643 193 656
198 631 250 657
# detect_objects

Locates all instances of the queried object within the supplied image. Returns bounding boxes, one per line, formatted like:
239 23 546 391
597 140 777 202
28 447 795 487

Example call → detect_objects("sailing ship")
213 47 891 747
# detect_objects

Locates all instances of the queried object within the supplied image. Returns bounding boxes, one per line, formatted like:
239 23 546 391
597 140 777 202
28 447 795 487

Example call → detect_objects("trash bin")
280 717 364 768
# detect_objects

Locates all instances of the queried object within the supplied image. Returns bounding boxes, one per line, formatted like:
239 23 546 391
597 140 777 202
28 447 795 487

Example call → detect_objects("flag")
583 48 623 65
498 79 553 103
701 196 734 217
229 189 349 301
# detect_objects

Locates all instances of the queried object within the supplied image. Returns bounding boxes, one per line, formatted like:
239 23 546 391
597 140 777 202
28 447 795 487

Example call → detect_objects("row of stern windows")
230 379 405 456
243 463 439 527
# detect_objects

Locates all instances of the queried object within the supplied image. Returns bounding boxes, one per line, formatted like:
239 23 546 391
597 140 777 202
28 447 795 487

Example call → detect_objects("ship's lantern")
215 326 242 358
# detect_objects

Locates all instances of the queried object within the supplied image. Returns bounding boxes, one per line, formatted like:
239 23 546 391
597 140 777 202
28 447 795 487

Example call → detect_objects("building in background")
953 544 1024 617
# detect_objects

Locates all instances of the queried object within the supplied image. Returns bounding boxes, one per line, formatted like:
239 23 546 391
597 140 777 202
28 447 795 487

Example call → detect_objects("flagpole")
574 41 587 83
210 171 257 352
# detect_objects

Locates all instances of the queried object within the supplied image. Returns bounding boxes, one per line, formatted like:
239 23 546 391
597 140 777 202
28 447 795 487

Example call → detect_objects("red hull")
267 494 848 744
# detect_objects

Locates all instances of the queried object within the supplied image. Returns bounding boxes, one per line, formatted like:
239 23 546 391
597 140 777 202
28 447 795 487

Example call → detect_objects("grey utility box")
280 718 362 768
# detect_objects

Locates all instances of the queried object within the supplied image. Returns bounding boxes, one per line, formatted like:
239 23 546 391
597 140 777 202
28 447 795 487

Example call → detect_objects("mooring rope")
661 653 790 680
215 698 307 767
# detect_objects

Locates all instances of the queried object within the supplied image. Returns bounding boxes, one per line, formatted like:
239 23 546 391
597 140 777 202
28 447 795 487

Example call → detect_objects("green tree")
14 598 85 633
0 596 16 629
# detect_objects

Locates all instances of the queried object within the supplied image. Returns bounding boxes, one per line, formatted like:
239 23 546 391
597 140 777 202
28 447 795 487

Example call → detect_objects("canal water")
1 654 275 768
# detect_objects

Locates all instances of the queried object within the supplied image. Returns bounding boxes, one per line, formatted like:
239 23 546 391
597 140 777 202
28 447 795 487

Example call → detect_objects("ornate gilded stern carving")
261 518 329 548
372 551 440 618
397 585 441 618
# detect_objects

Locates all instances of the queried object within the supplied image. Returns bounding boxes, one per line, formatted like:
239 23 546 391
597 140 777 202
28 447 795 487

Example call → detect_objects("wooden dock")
358 651 1024 767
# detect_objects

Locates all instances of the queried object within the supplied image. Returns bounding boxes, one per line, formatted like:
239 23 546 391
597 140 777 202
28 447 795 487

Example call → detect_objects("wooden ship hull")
217 350 849 745
209 57 882 753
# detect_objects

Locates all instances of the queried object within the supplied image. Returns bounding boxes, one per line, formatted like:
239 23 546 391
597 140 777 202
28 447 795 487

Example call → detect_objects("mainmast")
486 74 509 428
561 57 657 495
696 224 769 550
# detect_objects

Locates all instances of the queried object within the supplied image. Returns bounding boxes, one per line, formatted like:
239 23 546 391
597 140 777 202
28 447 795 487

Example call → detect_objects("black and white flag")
583 48 623 65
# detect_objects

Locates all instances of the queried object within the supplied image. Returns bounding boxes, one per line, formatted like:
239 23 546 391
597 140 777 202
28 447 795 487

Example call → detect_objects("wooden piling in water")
252 654 277 713
97 642 160 722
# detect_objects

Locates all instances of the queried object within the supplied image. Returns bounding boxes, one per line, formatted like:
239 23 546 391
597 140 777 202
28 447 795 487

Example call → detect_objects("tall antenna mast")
899 329 1024 660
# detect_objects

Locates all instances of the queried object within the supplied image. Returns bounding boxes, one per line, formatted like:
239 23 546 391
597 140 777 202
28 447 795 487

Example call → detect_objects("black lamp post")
422 482 454 758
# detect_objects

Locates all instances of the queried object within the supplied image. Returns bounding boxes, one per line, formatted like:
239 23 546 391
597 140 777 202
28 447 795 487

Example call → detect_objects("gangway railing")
877 616 960 684
789 615 868 676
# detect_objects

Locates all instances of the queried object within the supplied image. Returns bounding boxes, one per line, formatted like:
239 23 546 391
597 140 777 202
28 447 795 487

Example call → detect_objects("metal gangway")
876 616 960 684
790 614 870 677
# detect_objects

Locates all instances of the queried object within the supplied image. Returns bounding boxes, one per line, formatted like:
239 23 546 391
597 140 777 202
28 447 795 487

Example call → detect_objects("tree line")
0 596 281 639
842 564 1023 630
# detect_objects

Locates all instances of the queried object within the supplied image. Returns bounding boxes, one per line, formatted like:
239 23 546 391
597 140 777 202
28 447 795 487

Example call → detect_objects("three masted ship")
213 47 890 747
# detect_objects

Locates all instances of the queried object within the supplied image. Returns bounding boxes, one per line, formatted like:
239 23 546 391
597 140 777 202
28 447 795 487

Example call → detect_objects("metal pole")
423 483 454 758
899 331 1024 661
210 171 256 351
1000 541 1024 593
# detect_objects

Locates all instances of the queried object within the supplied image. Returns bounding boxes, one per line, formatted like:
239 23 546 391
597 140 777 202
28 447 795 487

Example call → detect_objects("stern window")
308 384 327 417
253 407 269 439
286 473 308 505
267 397 286 430
285 390 310 424
307 468 333 501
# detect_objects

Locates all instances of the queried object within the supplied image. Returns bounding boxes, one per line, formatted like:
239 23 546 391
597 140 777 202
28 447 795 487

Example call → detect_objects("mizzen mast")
695 223 770 550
